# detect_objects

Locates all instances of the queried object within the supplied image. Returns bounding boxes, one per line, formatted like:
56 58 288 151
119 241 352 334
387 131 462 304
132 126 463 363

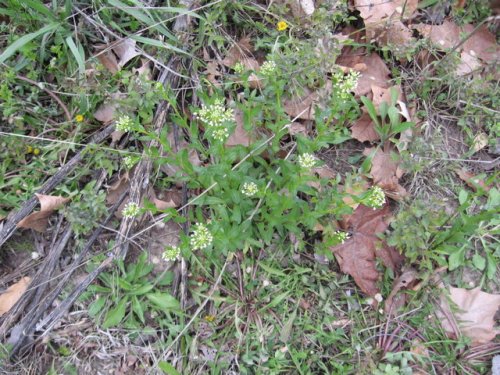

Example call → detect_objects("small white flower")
122 202 140 218
190 223 213 250
297 153 317 169
241 182 258 197
374 293 384 303
333 70 360 100
260 60 277 77
365 186 385 209
115 115 134 132
162 246 181 261
333 230 350 244
263 279 271 287
31 252 40 260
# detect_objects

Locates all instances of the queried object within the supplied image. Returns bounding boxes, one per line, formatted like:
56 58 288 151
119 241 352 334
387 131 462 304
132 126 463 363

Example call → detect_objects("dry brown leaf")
384 267 418 315
94 102 117 123
284 88 319 120
147 188 181 210
370 20 415 50
313 165 336 180
338 52 391 97
226 109 252 147
288 122 308 136
413 20 461 50
17 194 70 232
284 82 332 120
113 38 141 68
351 111 379 143
0 277 30 316
438 287 500 346
222 37 254 68
354 0 418 24
107 171 130 206
331 204 404 296
371 85 402 111
365 147 408 200
455 168 491 192
462 24 499 62
96 50 119 73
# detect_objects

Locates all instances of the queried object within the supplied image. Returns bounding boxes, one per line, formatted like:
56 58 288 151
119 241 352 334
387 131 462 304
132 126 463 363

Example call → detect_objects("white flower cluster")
233 61 245 74
122 202 140 218
162 246 181 261
365 186 385 209
241 182 258 197
190 223 213 250
260 60 277 77
297 153 317 169
123 155 137 169
333 70 360 100
333 230 350 244
196 99 234 141
115 115 134 132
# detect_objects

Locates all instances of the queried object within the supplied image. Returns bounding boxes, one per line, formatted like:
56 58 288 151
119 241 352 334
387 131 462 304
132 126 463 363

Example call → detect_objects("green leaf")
129 283 154 296
280 310 297 343
23 0 56 19
158 361 180 375
65 36 85 77
0 23 59 64
146 293 180 310
459 190 468 205
88 297 106 317
448 247 466 271
472 254 486 271
132 296 145 323
360 96 380 127
102 297 128 328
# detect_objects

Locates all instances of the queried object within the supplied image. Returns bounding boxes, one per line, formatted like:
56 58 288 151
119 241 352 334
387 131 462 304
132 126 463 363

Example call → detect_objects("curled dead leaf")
17 194 70 232
0 277 31 316
384 267 418 315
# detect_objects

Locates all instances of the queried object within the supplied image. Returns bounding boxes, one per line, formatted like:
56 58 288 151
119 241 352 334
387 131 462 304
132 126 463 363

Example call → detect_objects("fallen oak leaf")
17 194 70 232
437 286 500 346
331 204 404 296
354 0 418 25
284 81 332 120
0 277 31 316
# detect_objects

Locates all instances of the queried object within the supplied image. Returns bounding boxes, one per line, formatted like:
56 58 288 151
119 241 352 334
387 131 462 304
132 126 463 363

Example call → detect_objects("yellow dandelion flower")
33 148 40 156
75 114 84 123
277 21 288 31
204 315 216 322
26 145 33 154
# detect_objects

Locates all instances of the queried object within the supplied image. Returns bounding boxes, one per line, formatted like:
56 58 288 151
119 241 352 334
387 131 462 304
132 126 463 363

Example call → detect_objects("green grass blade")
107 0 176 42
130 35 191 57
23 0 56 19
65 35 86 77
0 22 59 65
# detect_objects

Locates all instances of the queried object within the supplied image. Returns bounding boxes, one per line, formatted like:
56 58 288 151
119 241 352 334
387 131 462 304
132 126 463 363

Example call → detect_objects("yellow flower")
33 148 40 156
26 145 33 154
277 21 288 31
75 114 84 123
